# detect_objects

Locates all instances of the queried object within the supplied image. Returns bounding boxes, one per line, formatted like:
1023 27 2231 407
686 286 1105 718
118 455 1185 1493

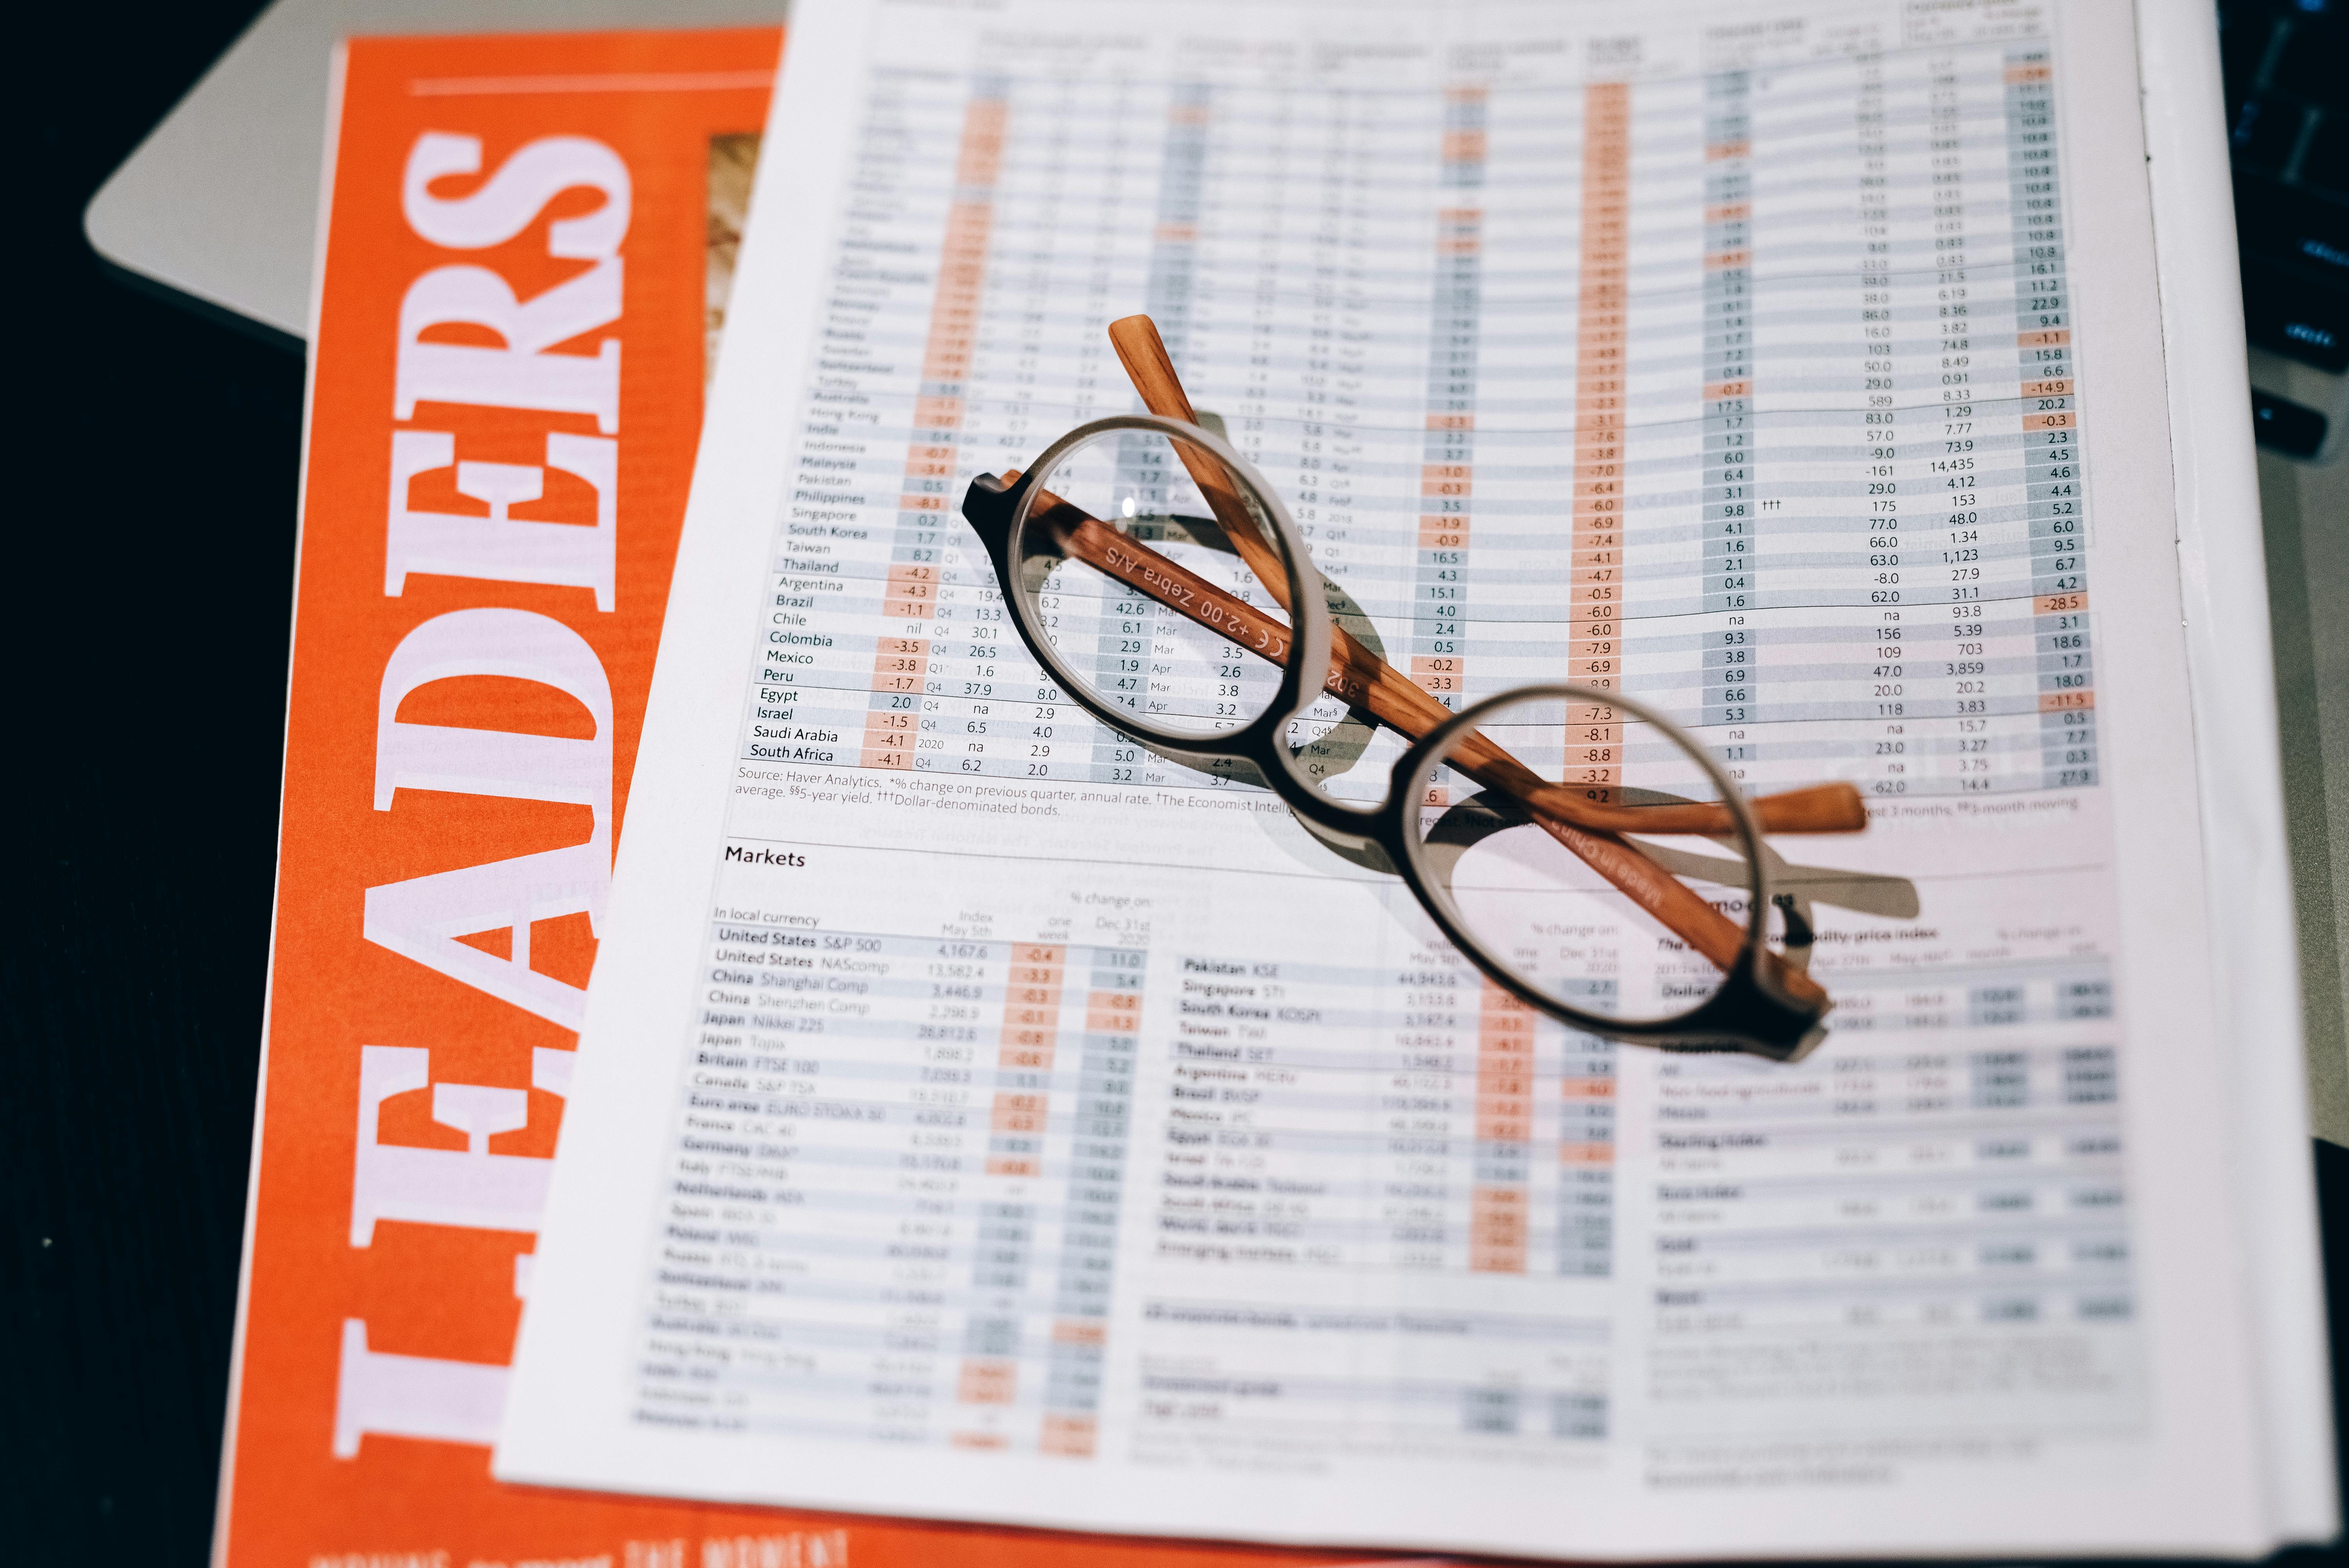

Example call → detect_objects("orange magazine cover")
223 26 1373 1568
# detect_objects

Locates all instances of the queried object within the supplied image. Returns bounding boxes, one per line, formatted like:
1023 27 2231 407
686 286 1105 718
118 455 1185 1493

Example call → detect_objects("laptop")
83 0 786 346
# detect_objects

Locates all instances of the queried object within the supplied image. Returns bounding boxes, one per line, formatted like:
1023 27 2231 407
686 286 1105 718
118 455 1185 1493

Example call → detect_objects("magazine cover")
223 25 1355 1568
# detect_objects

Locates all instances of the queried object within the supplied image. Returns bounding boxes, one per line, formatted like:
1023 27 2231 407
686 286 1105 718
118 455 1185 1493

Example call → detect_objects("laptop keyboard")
2222 0 2349 402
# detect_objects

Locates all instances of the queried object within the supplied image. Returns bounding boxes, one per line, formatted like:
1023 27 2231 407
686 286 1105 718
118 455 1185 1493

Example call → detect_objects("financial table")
648 918 1633 1454
649 924 1147 1454
676 0 2151 1478
757 30 2092 799
643 901 2136 1455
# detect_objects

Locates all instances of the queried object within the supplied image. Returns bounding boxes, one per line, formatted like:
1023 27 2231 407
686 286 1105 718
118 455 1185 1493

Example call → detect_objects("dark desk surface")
7 2 2346 1561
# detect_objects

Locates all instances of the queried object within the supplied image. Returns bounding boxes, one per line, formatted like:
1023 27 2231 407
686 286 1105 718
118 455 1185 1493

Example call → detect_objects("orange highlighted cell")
2023 411 2075 431
1039 1415 1098 1457
950 1431 1011 1450
2018 328 2072 347
1001 1011 1056 1045
1411 655 1463 697
2040 689 2094 712
1559 1141 1615 1166
911 395 966 432
957 1360 1018 1405
984 1155 1039 1178
1470 1189 1527 1272
991 1093 1046 1133
2021 378 2074 398
2035 591 2088 615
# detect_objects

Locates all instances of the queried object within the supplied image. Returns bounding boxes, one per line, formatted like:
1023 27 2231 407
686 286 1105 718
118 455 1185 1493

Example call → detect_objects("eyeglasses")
955 320 1871 1061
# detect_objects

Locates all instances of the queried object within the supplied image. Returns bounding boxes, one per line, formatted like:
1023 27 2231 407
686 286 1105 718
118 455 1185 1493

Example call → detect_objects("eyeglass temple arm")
977 474 1830 1013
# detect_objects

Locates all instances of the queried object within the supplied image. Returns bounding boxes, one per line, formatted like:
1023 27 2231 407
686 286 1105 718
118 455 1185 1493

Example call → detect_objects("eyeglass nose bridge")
960 469 1019 570
970 413 1347 777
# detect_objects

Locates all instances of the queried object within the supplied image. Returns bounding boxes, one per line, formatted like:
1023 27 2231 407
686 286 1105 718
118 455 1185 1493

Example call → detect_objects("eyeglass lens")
1406 690 1753 1026
1014 428 1297 743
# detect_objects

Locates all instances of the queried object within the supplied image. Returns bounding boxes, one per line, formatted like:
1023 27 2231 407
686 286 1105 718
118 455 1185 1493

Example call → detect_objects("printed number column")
953 938 1059 1448
2007 51 2095 787
1569 84 1631 802
1859 52 1907 793
1142 84 1210 371
1087 84 1214 778
1701 72 1757 731
1414 84 1486 764
864 83 1007 770
1470 985 1531 1271
1041 949 1143 1456
1557 1023 1616 1278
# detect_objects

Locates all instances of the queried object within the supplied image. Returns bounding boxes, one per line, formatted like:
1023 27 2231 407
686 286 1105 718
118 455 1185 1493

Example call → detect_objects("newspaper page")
497 0 2331 1557
222 25 1356 1568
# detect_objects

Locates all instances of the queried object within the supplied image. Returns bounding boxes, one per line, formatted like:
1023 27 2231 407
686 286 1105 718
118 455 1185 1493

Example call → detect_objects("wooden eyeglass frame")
961 414 1831 1062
